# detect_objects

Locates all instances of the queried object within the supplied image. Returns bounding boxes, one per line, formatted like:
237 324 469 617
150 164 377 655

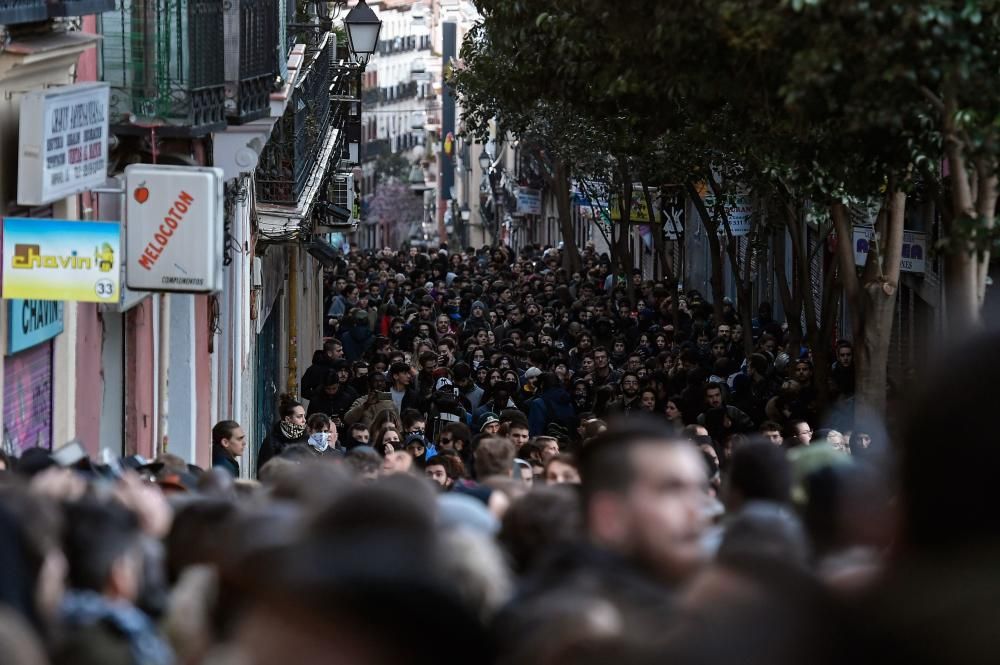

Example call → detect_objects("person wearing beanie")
479 413 501 435
464 299 491 333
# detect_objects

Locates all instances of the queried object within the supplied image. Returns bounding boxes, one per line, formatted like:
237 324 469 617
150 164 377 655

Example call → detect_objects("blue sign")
8 300 63 355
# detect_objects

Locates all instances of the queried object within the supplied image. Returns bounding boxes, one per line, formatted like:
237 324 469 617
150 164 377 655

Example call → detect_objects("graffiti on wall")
3 343 53 454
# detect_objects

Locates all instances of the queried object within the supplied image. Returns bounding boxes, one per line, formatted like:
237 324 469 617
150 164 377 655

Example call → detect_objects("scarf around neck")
280 421 306 441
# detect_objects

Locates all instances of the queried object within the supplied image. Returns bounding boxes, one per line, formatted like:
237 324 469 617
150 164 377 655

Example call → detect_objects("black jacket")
256 422 308 475
306 387 357 419
301 351 334 401
212 444 240 477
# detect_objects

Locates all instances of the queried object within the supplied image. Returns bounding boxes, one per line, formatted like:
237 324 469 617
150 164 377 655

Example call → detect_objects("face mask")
308 432 330 453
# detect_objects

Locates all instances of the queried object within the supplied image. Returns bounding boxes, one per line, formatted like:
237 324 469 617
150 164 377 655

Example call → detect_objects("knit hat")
524 367 542 379
471 300 487 312
479 413 500 432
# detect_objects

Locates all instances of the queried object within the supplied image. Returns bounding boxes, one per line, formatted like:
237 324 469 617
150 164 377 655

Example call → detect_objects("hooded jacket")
528 386 576 437
300 350 334 401
339 321 374 361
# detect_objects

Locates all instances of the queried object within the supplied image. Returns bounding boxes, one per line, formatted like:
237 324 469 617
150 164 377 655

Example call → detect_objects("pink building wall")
74 304 103 456
73 17 104 456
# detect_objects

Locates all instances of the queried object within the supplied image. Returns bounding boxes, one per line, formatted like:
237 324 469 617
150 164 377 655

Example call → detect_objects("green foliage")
455 0 1000 240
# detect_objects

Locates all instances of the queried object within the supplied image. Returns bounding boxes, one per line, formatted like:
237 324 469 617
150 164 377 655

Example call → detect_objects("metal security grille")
256 35 333 204
99 0 226 136
223 0 279 123
3 341 53 454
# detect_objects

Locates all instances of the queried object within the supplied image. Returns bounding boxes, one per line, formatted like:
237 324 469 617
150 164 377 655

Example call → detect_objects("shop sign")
610 187 658 224
515 187 542 216
662 190 686 240
17 83 110 206
2 218 121 303
125 164 224 293
853 227 926 274
703 190 752 236
8 300 63 355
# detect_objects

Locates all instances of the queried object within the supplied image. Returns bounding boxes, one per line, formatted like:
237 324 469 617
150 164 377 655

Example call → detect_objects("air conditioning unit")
314 172 358 232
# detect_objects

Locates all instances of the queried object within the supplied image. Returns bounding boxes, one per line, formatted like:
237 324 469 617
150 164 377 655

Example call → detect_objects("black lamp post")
344 0 382 67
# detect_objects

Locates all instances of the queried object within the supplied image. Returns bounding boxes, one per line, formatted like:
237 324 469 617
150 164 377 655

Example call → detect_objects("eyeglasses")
439 437 452 444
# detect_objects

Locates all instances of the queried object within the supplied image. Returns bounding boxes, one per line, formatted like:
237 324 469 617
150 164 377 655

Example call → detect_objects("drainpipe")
287 245 298 399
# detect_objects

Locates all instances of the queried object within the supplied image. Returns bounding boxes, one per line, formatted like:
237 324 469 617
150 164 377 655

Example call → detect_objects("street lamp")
478 150 491 172
344 0 382 67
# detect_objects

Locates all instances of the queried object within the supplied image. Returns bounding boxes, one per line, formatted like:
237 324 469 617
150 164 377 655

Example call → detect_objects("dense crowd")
0 242 993 665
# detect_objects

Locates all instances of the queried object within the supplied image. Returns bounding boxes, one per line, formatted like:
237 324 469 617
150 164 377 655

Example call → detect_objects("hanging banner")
853 226 926 274
17 83 110 206
662 190 686 240
2 218 121 303
703 190 752 236
515 187 542 216
8 300 64 355
125 164 224 293
610 186 658 224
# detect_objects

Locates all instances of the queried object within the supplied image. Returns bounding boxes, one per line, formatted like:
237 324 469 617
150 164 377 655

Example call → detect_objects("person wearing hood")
463 300 492 333
331 360 360 404
300 340 339 401
338 308 374 361
528 372 577 438
305 372 356 428
257 395 310 475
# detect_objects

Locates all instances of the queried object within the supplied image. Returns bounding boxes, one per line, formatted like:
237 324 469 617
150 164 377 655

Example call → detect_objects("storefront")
3 300 62 453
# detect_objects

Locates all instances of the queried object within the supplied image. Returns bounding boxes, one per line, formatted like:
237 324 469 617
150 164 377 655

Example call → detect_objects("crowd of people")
0 242 993 665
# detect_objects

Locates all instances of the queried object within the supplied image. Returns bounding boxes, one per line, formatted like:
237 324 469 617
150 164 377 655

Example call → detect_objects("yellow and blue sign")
8 300 63 354
2 218 120 302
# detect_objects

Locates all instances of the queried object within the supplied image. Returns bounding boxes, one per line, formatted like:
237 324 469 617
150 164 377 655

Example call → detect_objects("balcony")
223 0 279 124
255 34 333 205
99 0 226 137
0 0 113 23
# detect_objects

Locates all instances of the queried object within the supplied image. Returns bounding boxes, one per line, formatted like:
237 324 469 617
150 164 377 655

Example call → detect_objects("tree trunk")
943 100 982 337
773 224 803 351
552 159 583 274
833 191 906 419
975 158 998 308
686 180 725 324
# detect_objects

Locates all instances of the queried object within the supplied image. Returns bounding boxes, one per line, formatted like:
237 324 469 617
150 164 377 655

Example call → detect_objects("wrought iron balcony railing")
223 0 279 124
255 34 333 205
99 0 226 137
